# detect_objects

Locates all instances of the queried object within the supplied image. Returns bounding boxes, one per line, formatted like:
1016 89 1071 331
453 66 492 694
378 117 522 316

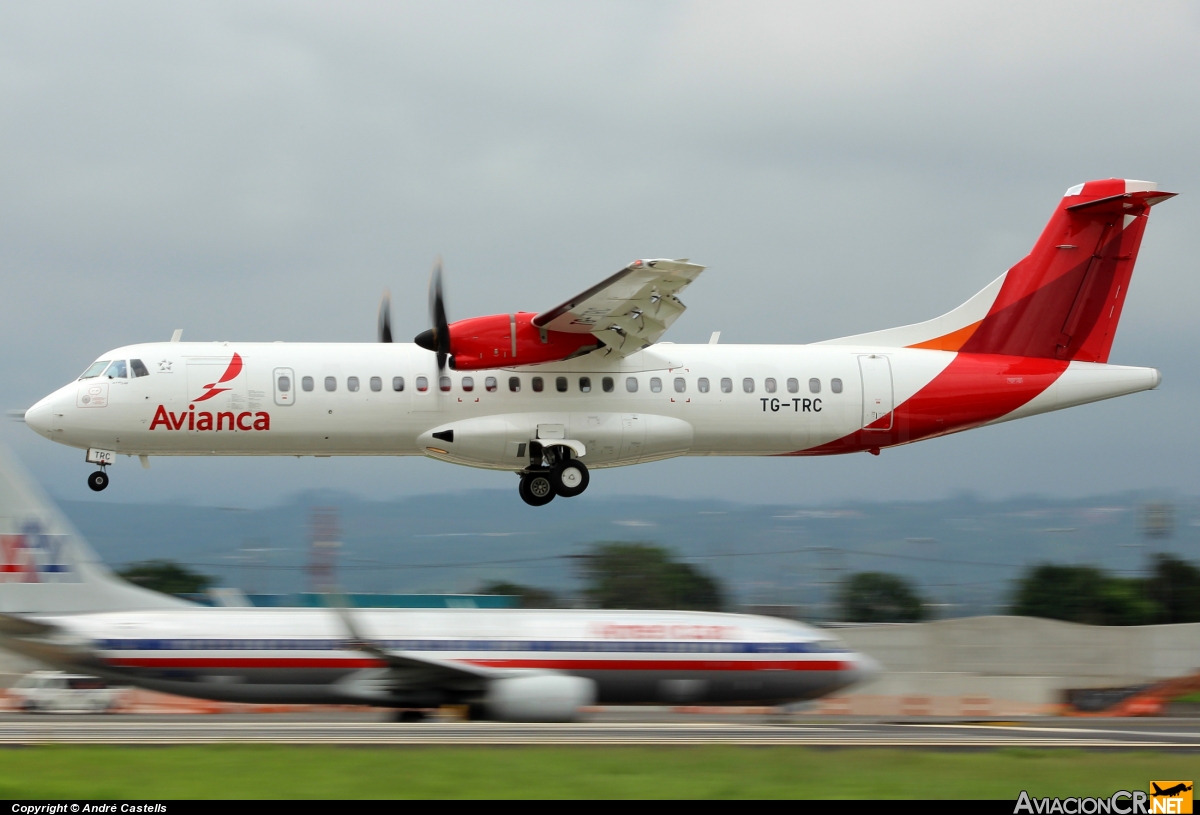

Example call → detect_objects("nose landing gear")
517 445 589 506
87 469 109 492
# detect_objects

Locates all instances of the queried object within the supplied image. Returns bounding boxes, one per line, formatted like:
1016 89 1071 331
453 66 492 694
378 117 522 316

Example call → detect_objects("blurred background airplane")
0 442 877 720
22 179 1173 505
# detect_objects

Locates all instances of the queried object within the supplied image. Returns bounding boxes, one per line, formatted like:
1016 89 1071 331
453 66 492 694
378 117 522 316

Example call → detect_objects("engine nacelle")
416 412 693 470
445 312 600 370
484 673 596 722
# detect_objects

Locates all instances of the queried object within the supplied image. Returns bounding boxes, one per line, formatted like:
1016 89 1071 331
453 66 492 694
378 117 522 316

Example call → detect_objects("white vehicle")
23 179 1173 504
9 671 122 714
0 443 877 721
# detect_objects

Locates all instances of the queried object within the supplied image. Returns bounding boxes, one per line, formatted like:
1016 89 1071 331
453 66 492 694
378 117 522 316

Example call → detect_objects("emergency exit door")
273 368 295 406
858 355 893 430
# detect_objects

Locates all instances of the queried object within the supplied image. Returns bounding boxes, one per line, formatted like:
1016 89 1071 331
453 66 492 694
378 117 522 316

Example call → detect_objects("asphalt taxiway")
0 712 1196 747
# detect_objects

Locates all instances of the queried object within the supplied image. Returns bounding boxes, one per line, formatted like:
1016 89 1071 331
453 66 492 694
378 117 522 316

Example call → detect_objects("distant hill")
59 489 1197 620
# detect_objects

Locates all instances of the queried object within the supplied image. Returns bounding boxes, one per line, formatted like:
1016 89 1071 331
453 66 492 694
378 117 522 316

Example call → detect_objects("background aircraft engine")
428 312 600 370
483 674 596 722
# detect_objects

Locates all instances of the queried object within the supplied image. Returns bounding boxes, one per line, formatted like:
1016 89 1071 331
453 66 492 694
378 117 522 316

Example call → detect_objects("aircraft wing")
351 639 502 688
332 604 506 691
532 258 706 356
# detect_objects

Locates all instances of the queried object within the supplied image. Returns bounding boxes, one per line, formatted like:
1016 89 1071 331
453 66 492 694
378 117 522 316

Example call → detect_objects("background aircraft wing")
331 603 509 692
532 258 705 356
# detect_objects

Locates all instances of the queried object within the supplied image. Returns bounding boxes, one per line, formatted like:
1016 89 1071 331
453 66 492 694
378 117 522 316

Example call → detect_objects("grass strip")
0 745 1196 799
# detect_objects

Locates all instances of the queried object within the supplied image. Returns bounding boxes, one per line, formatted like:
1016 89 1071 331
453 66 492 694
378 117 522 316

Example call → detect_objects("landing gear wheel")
519 471 556 507
550 458 589 498
87 470 109 492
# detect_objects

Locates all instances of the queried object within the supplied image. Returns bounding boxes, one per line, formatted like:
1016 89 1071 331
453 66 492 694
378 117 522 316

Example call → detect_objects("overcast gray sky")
2 1 1198 507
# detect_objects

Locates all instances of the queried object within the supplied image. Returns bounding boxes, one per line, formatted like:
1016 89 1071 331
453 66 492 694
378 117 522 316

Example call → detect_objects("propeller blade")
413 257 452 370
425 257 451 370
378 289 392 343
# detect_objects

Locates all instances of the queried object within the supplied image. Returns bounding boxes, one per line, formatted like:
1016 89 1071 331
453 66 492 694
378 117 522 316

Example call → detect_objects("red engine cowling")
444 312 601 370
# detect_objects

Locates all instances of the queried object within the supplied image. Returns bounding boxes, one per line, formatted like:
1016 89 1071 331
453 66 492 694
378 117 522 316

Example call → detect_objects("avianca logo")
151 351 270 431
0 522 75 583
194 353 243 402
150 405 270 431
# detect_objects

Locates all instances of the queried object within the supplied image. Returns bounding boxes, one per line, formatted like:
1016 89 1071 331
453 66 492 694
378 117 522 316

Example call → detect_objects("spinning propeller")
377 290 392 344
413 257 452 371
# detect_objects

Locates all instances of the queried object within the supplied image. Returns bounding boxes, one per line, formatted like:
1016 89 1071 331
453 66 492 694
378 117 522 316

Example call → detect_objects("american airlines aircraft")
0 444 876 720
23 179 1174 505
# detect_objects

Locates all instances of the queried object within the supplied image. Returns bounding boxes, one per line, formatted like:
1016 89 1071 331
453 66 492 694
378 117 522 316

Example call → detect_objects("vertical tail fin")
0 444 189 613
821 179 1176 361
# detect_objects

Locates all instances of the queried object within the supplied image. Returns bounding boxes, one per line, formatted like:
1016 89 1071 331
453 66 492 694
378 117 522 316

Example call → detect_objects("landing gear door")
273 368 295 406
858 354 893 430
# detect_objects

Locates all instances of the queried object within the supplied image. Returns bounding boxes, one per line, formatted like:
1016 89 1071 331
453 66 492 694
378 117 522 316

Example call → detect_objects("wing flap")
533 258 705 356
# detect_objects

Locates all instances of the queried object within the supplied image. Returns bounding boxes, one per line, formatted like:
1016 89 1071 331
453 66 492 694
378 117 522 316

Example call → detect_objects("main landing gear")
87 468 109 492
518 445 590 507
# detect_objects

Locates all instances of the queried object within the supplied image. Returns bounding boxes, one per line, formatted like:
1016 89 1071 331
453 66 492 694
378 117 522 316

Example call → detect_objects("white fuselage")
24 341 1159 470
23 606 873 706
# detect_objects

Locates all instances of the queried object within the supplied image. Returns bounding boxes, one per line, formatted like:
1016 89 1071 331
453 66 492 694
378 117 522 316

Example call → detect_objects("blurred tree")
1145 554 1200 624
1010 564 1159 626
581 543 723 611
474 580 559 609
117 560 212 596
837 572 926 622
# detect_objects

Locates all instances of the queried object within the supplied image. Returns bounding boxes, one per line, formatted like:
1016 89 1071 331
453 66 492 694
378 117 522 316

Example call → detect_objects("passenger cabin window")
324 376 337 392
556 376 568 393
831 377 843 394
602 376 614 393
720 377 732 393
579 377 591 393
532 377 544 393
626 377 638 393
105 360 128 379
787 378 799 393
765 378 777 393
650 377 662 393
462 376 474 392
809 378 821 394
302 376 314 392
347 376 360 392
439 376 451 392
674 377 686 393
130 359 150 378
277 375 291 393
392 376 404 392
743 378 755 393
509 377 521 392
485 376 498 392
698 377 710 393
416 376 428 392
370 376 382 392
79 360 110 379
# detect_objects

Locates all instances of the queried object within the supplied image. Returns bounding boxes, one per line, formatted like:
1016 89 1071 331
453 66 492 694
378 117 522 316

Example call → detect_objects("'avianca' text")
149 405 271 431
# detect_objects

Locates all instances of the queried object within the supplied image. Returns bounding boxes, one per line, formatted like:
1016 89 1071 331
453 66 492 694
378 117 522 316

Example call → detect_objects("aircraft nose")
23 397 53 437
847 653 882 686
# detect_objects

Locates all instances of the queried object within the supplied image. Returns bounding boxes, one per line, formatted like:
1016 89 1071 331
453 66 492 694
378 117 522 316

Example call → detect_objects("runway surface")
0 713 1197 747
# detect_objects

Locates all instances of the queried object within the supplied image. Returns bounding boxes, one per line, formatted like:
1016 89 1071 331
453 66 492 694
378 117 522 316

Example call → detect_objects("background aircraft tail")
821 179 1176 362
0 444 189 614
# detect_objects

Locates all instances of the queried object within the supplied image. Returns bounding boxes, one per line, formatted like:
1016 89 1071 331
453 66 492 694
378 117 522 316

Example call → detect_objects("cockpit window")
79 361 110 379
104 360 128 379
130 359 150 378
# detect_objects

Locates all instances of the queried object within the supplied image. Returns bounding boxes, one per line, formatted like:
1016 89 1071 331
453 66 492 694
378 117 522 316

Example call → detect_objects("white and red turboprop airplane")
23 179 1174 505
0 443 876 720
